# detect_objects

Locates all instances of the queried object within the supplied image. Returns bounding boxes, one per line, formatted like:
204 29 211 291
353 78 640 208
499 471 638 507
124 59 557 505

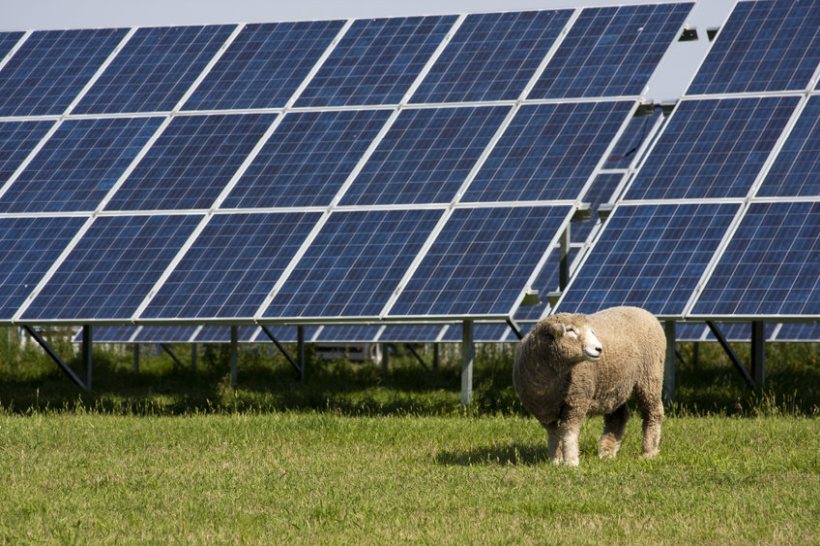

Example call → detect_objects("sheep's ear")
547 322 565 338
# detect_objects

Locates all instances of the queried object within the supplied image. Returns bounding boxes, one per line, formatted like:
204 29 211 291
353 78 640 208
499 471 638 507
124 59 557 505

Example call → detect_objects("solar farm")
0 0 818 542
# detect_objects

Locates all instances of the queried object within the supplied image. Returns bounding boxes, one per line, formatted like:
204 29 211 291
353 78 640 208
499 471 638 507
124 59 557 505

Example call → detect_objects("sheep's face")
542 314 603 364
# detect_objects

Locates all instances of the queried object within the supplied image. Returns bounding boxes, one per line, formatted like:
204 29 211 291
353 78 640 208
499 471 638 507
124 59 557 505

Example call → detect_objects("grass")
0 413 817 544
0 329 817 543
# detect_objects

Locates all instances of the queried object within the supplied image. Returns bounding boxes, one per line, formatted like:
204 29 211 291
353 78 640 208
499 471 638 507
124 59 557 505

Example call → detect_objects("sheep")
513 306 665 466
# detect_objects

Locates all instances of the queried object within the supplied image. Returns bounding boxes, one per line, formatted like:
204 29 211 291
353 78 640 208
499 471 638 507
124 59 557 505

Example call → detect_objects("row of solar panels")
0 0 817 327
74 321 820 344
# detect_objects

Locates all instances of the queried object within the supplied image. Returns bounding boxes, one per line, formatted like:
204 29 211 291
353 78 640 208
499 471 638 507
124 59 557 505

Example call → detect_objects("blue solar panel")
390 206 571 317
295 15 455 107
22 214 200 320
224 109 391 209
142 212 321 319
688 0 820 94
626 97 799 200
0 120 53 183
0 216 85 319
106 113 275 211
603 109 663 169
440 322 510 342
264 209 443 319
557 203 739 317
676 322 707 342
378 324 445 342
0 117 162 213
530 3 692 98
74 25 234 114
184 20 344 110
573 173 625 243
75 325 139 343
195 325 259 343
135 326 198 343
692 202 819 317
757 96 820 197
316 324 382 342
776 322 820 342
410 10 572 103
0 32 24 60
341 106 509 206
257 324 320 343
464 102 632 202
0 28 127 116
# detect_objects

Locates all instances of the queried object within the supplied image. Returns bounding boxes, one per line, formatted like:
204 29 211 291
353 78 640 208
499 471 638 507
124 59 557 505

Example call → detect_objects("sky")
0 0 736 102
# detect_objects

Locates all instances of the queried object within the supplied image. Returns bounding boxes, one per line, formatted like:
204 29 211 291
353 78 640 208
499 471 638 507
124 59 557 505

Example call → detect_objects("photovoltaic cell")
603 109 663 169
440 322 510 342
378 324 445 342
625 97 798 200
22 214 201 320
0 32 24 59
676 322 707 342
224 109 391 209
757 96 820 197
776 322 820 342
688 0 820 94
0 120 54 183
530 3 692 98
295 15 455 107
135 326 198 343
195 325 259 343
74 25 235 114
257 324 320 343
390 206 572 317
341 106 509 206
142 212 321 319
464 102 632 202
316 324 382 342
0 216 85 319
692 202 819 317
74 325 139 343
106 113 276 211
264 209 443 319
184 20 344 110
557 203 740 317
0 28 127 116
0 117 162 213
410 10 571 103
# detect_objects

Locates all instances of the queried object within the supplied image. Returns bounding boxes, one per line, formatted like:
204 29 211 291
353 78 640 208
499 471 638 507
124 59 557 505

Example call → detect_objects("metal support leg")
82 324 93 391
381 343 389 374
663 321 675 404
260 325 301 379
461 320 474 405
23 325 88 392
191 343 197 373
693 342 700 370
229 326 238 389
751 321 765 392
133 343 140 373
159 344 184 370
706 321 755 390
405 344 429 371
559 226 571 290
432 343 440 371
296 325 305 383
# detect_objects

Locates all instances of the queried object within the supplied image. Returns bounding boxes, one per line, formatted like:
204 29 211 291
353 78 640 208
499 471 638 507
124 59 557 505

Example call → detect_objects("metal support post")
82 324 93 391
381 343 389 374
432 343 440 370
693 342 700 370
559 226 571 291
133 343 140 373
751 321 765 392
229 326 238 389
663 321 675 404
191 343 197 373
296 325 305 383
461 320 475 405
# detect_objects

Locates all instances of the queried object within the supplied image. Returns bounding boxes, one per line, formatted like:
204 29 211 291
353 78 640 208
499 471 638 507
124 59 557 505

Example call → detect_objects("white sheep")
513 306 665 466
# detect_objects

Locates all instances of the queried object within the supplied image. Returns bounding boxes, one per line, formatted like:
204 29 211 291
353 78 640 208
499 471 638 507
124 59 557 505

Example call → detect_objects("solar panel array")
557 0 820 324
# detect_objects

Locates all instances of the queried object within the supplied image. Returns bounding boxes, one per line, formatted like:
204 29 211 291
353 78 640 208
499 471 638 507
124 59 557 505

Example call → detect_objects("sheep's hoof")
598 450 617 460
641 450 659 459
550 456 563 465
564 457 580 467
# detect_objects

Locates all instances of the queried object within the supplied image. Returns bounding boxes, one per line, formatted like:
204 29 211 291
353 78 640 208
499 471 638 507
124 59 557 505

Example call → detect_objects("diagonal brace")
22 325 89 392
705 321 755 390
404 344 430 371
260 325 302 379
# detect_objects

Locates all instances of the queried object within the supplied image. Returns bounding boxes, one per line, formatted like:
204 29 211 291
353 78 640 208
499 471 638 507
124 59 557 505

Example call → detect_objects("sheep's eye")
565 327 578 338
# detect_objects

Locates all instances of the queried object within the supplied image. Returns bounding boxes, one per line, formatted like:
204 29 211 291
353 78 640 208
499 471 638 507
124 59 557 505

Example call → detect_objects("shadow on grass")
436 443 547 466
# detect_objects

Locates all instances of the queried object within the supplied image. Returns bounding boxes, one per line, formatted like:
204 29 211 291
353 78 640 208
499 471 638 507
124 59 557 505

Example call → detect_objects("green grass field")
0 330 818 544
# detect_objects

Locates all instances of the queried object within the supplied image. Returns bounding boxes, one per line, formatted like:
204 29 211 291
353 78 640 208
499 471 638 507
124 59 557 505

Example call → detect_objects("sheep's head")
541 313 603 364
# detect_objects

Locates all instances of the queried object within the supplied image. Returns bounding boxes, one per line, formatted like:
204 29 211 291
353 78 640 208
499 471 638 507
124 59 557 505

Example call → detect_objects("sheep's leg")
545 422 562 464
558 406 587 466
636 389 664 458
599 403 629 459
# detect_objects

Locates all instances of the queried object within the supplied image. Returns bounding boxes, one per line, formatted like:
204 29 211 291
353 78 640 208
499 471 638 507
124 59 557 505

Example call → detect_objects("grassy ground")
0 413 817 545
0 329 817 543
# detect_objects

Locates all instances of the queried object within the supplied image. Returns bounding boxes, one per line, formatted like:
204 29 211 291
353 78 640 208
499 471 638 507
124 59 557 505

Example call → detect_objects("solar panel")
572 173 624 243
315 324 382 342
676 322 707 342
463 102 632 202
557 203 740 317
410 10 571 103
378 324 445 342
340 105 509 205
74 325 139 343
257 324 320 343
514 246 580 321
0 28 127 116
389 205 572 317
0 32 24 59
135 326 198 343
195 325 259 342
440 322 510 342
263 209 443 319
0 216 85 319
73 25 234 114
757 96 820 197
0 120 54 183
775 322 820 342
688 0 820 95
223 109 391 209
529 3 693 98
625 97 799 200
0 117 162 212
183 20 343 110
141 212 321 319
106 113 275 211
295 15 455 107
602 108 663 169
22 214 201 320
692 202 819 317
